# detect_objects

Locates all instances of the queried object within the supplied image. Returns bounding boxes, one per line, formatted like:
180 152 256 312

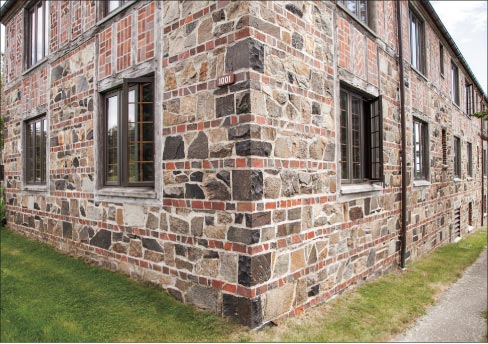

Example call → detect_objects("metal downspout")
397 0 408 269
482 118 485 227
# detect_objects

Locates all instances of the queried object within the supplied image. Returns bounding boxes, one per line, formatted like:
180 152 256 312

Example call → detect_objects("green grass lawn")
1 226 487 342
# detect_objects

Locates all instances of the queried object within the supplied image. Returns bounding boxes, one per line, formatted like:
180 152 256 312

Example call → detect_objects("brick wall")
1 0 486 328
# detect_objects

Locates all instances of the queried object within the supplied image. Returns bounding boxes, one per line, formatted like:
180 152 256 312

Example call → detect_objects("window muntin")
454 136 461 178
340 88 383 184
338 0 368 24
409 10 425 74
439 43 444 76
27 1 49 67
104 77 154 187
467 142 472 177
413 119 428 180
451 62 460 105
25 115 47 185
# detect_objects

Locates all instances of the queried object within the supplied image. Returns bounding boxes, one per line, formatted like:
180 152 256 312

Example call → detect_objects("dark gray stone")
212 9 225 22
90 229 112 250
186 21 197 34
142 237 164 253
185 184 205 199
55 180 66 190
225 38 264 73
245 212 271 228
62 221 72 239
190 171 204 182
163 136 185 160
51 65 64 82
188 132 209 159
228 226 260 245
216 94 235 118
223 294 263 328
308 284 320 297
228 125 251 140
236 92 251 114
285 3 303 17
235 140 272 157
238 253 271 287
61 200 70 216
204 178 230 201
312 102 321 115
217 170 231 186
175 244 187 256
292 32 304 50
232 170 263 201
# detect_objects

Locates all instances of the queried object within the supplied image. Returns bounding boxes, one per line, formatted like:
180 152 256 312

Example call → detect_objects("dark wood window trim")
454 136 461 178
340 87 383 184
467 142 473 177
439 43 445 77
103 76 155 187
413 118 428 181
451 61 460 106
25 115 47 185
409 8 426 75
25 0 49 69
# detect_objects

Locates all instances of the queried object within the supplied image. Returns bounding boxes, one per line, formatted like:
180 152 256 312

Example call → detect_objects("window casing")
338 0 368 25
340 88 383 184
25 115 47 185
413 118 428 180
409 9 425 74
103 77 155 187
454 136 461 178
105 0 129 15
465 83 473 115
439 43 444 76
26 1 49 68
451 62 460 105
467 142 472 177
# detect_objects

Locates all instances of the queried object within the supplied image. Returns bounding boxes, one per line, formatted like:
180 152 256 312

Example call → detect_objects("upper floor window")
413 118 428 180
465 83 473 115
454 136 461 178
27 1 49 68
483 149 487 177
103 76 154 187
25 115 47 185
338 0 368 25
439 43 445 76
340 87 383 184
451 62 460 105
105 0 129 15
409 9 425 74
467 142 473 177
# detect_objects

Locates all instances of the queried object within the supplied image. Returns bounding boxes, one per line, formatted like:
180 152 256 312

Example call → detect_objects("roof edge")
421 0 487 102
0 0 17 24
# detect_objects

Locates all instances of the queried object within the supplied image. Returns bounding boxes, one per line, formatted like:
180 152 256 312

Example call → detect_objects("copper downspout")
397 0 408 269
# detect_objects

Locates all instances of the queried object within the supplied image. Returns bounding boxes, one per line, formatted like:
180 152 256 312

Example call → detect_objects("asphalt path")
393 249 488 342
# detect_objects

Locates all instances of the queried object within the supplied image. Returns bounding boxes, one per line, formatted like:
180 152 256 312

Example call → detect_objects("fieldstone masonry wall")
1 0 487 328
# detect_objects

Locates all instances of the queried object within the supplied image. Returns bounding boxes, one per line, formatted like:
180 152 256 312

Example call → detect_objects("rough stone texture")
223 294 263 328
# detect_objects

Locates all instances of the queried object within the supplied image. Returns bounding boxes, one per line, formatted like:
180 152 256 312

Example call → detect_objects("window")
413 118 428 180
439 43 444 76
442 128 447 166
25 115 47 185
484 149 487 177
454 136 461 178
454 207 461 238
338 0 368 25
467 142 472 177
340 88 383 184
103 77 154 187
105 0 129 15
409 9 425 74
465 83 473 115
468 202 472 226
451 62 460 105
26 1 49 67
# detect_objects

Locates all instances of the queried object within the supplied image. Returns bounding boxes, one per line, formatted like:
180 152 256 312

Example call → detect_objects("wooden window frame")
467 142 473 177
409 9 426 75
25 115 47 185
340 87 383 184
413 118 429 181
338 0 369 26
465 83 473 115
439 43 445 77
451 61 460 105
25 0 49 68
103 76 155 187
454 136 461 178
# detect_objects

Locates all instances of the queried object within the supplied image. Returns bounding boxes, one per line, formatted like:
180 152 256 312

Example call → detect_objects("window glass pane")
41 119 47 182
410 16 417 67
27 122 35 183
108 0 121 12
107 95 119 183
37 4 43 62
44 2 49 57
358 1 367 23
340 91 349 180
346 1 357 14
351 96 361 180
31 9 36 65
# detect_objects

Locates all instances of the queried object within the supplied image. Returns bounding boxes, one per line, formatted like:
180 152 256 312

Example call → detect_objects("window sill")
96 1 136 27
454 177 462 183
23 184 48 193
411 66 428 82
341 183 382 195
22 58 48 76
413 180 430 187
97 187 156 199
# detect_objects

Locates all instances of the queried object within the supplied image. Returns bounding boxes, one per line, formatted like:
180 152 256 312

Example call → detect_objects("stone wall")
1 0 487 328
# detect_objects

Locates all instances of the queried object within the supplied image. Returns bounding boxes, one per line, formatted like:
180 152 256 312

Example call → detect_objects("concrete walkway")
394 249 488 342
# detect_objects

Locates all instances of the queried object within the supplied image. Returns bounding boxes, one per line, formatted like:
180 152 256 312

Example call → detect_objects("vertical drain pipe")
397 0 408 269
481 117 484 227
